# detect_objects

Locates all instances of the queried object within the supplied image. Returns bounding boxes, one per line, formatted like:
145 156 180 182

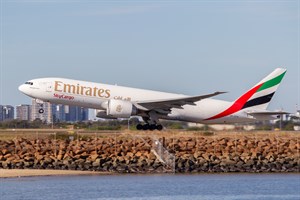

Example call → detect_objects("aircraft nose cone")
18 84 26 93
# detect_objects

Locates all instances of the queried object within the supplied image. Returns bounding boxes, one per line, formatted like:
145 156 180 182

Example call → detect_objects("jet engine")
96 110 117 119
107 99 137 118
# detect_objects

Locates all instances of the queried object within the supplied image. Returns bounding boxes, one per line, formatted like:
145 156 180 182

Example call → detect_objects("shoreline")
1 169 299 179
1 131 299 174
0 169 111 178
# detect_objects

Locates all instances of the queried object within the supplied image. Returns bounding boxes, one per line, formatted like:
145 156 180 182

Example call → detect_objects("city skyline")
0 102 89 123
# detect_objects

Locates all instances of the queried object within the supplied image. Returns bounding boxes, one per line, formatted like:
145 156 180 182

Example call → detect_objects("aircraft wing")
134 92 226 113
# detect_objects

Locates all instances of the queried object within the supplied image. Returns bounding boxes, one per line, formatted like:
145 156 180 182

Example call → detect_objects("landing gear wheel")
149 124 156 131
136 124 143 130
142 124 150 130
38 108 44 114
136 123 163 131
156 124 163 131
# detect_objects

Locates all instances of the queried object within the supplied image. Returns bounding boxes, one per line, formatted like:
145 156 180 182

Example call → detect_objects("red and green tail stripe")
256 71 286 92
206 69 286 120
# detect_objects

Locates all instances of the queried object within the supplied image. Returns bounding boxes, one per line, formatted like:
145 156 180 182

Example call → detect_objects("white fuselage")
18 77 258 124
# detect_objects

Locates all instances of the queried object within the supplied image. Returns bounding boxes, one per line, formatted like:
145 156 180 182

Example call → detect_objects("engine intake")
107 99 137 118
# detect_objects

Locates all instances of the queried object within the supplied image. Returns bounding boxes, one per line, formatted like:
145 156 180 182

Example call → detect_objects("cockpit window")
25 82 33 85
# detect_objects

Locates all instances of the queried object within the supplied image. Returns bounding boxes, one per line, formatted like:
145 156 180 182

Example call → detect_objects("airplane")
19 68 287 131
290 110 300 120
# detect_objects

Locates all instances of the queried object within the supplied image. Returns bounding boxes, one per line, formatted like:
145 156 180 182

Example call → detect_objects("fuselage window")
25 82 33 85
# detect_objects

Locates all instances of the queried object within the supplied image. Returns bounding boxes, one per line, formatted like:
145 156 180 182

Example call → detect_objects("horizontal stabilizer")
247 111 290 116
246 110 289 121
247 110 290 117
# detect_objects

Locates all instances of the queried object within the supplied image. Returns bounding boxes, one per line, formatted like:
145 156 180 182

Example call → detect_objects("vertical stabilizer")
240 68 286 110
206 68 286 120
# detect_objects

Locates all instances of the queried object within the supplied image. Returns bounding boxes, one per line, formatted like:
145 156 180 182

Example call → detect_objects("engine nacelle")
96 110 117 119
107 99 137 118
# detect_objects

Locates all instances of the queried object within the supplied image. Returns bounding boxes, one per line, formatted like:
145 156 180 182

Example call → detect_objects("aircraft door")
46 82 52 92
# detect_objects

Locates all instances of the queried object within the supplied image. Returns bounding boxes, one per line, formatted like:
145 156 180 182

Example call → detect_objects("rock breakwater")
0 134 299 173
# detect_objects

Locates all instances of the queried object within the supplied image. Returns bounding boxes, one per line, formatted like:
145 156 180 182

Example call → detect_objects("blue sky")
1 0 299 113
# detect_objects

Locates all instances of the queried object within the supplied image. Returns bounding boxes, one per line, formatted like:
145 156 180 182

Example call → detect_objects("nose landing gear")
35 99 45 114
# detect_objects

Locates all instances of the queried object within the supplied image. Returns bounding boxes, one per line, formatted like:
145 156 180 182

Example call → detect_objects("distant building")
209 124 236 131
294 126 300 131
1 105 15 121
16 104 31 120
65 106 89 122
29 100 89 123
50 104 89 123
0 105 3 121
52 104 69 122
31 100 52 123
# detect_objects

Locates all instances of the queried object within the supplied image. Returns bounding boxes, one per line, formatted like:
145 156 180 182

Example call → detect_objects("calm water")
0 174 299 200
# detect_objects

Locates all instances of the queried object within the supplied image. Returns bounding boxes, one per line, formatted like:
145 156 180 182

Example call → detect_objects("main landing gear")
136 111 163 131
136 124 163 131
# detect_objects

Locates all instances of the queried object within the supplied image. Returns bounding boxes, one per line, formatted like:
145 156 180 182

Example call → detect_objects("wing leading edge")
134 91 226 112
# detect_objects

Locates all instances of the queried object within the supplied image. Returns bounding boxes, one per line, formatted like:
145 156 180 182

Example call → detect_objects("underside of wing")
134 92 226 113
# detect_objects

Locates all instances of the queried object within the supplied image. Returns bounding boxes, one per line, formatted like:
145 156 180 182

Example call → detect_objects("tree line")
0 118 298 131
